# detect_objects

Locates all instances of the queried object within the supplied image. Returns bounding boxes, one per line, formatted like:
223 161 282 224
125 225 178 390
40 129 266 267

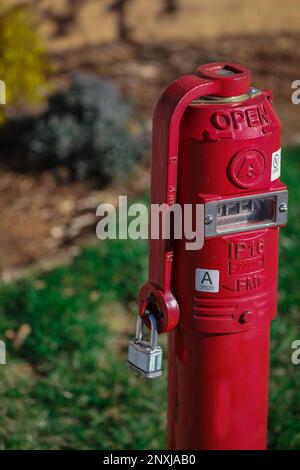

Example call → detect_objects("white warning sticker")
271 148 281 181
195 268 220 293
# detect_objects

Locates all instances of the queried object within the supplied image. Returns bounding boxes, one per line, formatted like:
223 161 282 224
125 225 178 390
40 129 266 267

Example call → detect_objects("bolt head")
205 215 213 225
279 202 288 213
239 311 253 324
249 87 259 96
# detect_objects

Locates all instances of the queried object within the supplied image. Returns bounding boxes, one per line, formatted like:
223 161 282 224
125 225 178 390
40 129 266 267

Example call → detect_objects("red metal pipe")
168 326 270 449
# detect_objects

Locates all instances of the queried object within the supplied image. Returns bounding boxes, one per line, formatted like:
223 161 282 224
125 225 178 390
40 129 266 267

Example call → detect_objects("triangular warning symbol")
237 155 263 180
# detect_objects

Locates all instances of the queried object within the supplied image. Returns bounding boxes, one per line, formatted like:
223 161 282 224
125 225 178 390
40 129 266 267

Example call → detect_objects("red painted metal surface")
139 63 251 332
139 62 286 449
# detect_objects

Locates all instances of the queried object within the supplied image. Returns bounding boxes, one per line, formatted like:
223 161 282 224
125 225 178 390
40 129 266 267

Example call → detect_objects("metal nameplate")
204 190 288 237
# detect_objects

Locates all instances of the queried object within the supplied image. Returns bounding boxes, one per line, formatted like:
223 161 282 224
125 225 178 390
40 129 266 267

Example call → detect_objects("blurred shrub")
0 5 50 121
16 73 146 183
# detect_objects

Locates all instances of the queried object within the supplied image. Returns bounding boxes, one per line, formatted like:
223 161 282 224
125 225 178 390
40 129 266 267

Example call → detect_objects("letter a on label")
195 268 220 293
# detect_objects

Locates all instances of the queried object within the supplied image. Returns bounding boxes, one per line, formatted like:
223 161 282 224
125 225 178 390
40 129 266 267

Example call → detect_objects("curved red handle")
139 63 251 333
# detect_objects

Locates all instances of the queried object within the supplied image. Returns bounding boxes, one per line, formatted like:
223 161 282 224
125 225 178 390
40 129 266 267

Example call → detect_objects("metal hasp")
137 62 287 449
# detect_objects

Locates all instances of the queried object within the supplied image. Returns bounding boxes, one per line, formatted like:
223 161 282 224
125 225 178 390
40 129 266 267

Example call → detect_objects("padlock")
127 312 163 379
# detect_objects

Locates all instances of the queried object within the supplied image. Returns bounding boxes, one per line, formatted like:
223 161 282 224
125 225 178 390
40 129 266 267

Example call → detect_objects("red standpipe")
138 63 287 449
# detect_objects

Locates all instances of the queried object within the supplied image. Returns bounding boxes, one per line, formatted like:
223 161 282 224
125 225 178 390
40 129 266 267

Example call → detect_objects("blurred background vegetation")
0 0 299 449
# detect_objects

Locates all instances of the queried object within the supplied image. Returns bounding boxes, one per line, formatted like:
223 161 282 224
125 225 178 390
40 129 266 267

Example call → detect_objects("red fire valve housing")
138 63 288 450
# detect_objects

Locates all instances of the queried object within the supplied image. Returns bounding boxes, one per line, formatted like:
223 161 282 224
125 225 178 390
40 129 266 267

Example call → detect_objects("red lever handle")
139 62 251 333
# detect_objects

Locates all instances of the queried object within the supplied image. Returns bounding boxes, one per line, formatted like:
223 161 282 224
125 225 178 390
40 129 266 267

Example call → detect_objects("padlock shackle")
135 311 159 350
138 63 251 333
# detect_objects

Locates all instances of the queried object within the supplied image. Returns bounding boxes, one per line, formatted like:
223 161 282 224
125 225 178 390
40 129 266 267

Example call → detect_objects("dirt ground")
15 0 300 49
57 33 300 143
0 164 150 280
1 0 300 277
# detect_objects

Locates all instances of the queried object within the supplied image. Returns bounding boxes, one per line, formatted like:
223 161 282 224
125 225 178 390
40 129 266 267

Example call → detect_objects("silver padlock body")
127 340 163 379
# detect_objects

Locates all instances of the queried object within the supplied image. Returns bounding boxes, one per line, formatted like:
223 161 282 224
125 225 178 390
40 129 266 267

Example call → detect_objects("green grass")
0 146 299 449
0 240 166 450
269 145 300 449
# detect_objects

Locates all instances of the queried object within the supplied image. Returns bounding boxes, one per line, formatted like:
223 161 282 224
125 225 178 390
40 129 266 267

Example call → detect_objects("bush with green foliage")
18 73 147 182
0 5 50 121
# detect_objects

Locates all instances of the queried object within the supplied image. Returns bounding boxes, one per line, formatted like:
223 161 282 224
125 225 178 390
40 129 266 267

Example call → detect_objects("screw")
239 311 253 324
249 87 260 96
279 202 288 213
205 215 213 225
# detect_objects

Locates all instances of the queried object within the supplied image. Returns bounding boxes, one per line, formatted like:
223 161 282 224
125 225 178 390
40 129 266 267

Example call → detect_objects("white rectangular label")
195 268 220 293
271 148 281 181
